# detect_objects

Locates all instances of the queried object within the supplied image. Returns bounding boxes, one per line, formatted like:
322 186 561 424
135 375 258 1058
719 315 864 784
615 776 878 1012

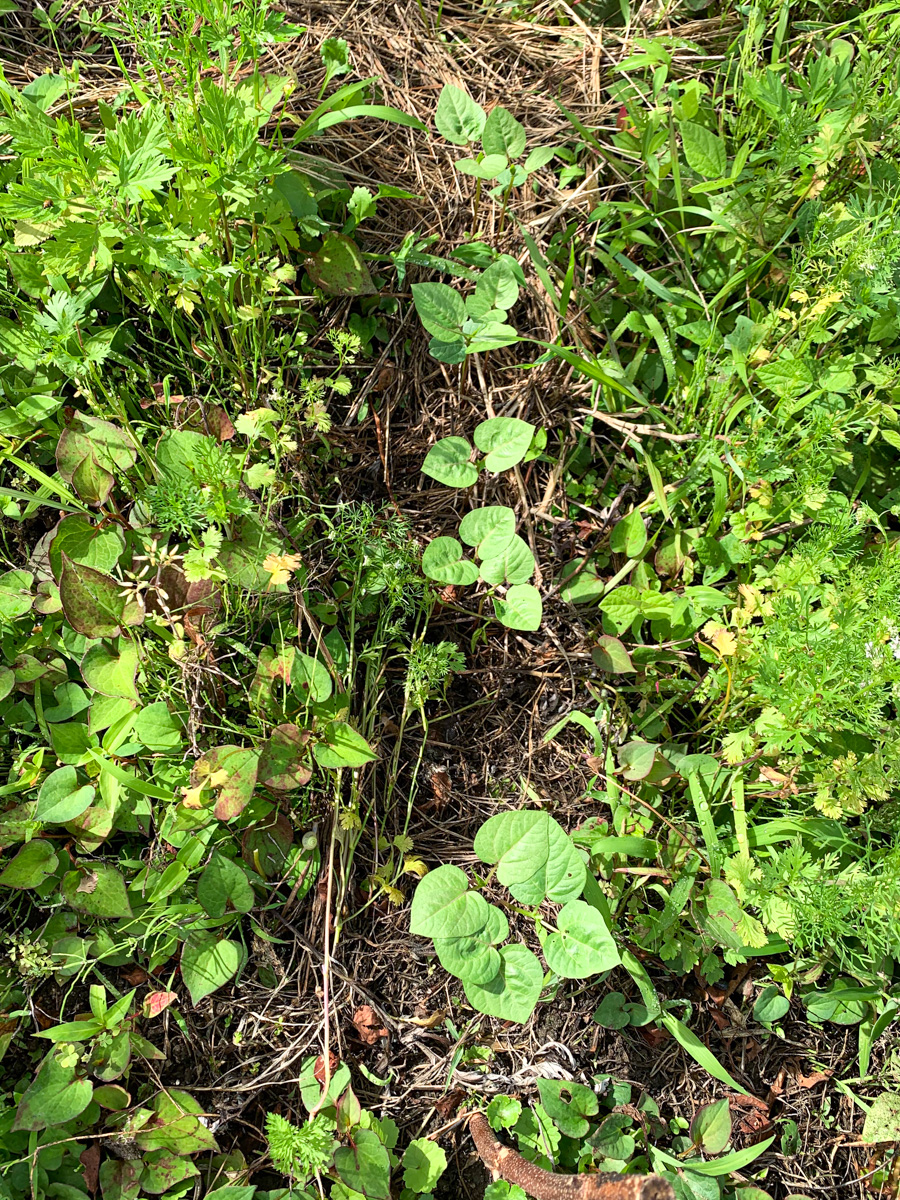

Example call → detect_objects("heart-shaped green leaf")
474 810 585 904
463 943 543 1023
543 899 619 978
410 864 491 939
34 765 95 824
334 1128 391 1199
492 583 542 631
473 417 535 473
179 933 242 1005
422 537 479 585
479 534 535 585
458 506 515 557
422 436 478 488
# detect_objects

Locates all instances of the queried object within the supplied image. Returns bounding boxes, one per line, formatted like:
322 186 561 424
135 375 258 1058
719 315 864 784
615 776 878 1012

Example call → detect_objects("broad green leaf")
487 1096 522 1130
197 852 256 918
429 334 467 364
334 1128 391 1199
474 809 586 903
599 585 642 634
402 1138 448 1193
81 641 139 701
140 1149 200 1194
471 260 520 314
12 1051 94 1130
412 282 466 339
194 745 259 821
49 514 124 579
292 651 333 704
34 766 95 823
134 702 182 751
422 537 479 585
755 357 815 400
59 554 143 638
592 992 631 1030
433 906 507 985
56 413 137 505
473 417 535 473
434 933 501 985
680 120 727 178
435 84 486 145
0 569 33 620
862 1092 900 1143
410 863 491 939
482 106 526 159
592 636 635 673
479 535 535 585
492 583 542 631
459 505 516 557
99 1161 141 1200
422 436 478 488
305 233 375 295
589 1113 636 1161
609 509 647 558
61 863 133 918
455 154 508 180
543 899 619 978
691 1098 731 1154
0 839 58 888
135 1089 219 1154
535 1079 598 1139
180 933 242 1005
559 558 606 604
463 943 543 1023
313 721 376 768
753 985 789 1024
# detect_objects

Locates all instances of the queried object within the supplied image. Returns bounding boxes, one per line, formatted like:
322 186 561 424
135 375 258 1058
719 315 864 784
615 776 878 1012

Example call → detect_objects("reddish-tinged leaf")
258 724 312 791
143 991 178 1018
314 1051 340 1084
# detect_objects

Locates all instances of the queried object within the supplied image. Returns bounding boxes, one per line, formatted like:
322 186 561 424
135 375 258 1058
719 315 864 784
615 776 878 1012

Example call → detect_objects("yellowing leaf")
263 553 303 587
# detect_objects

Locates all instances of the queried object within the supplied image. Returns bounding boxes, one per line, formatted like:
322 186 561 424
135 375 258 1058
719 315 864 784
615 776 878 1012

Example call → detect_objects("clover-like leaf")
543 899 619 978
474 810 585 904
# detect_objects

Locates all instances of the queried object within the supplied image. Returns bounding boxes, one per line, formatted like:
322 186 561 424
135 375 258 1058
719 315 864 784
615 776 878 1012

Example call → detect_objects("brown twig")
468 1112 675 1200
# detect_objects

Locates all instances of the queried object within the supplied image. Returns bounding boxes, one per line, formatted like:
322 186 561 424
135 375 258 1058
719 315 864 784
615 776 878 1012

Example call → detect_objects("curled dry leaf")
80 1143 101 1195
352 1005 388 1045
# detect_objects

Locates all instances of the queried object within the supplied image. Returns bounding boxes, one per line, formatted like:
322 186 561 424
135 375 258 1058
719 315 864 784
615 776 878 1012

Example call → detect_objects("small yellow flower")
263 552 303 587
